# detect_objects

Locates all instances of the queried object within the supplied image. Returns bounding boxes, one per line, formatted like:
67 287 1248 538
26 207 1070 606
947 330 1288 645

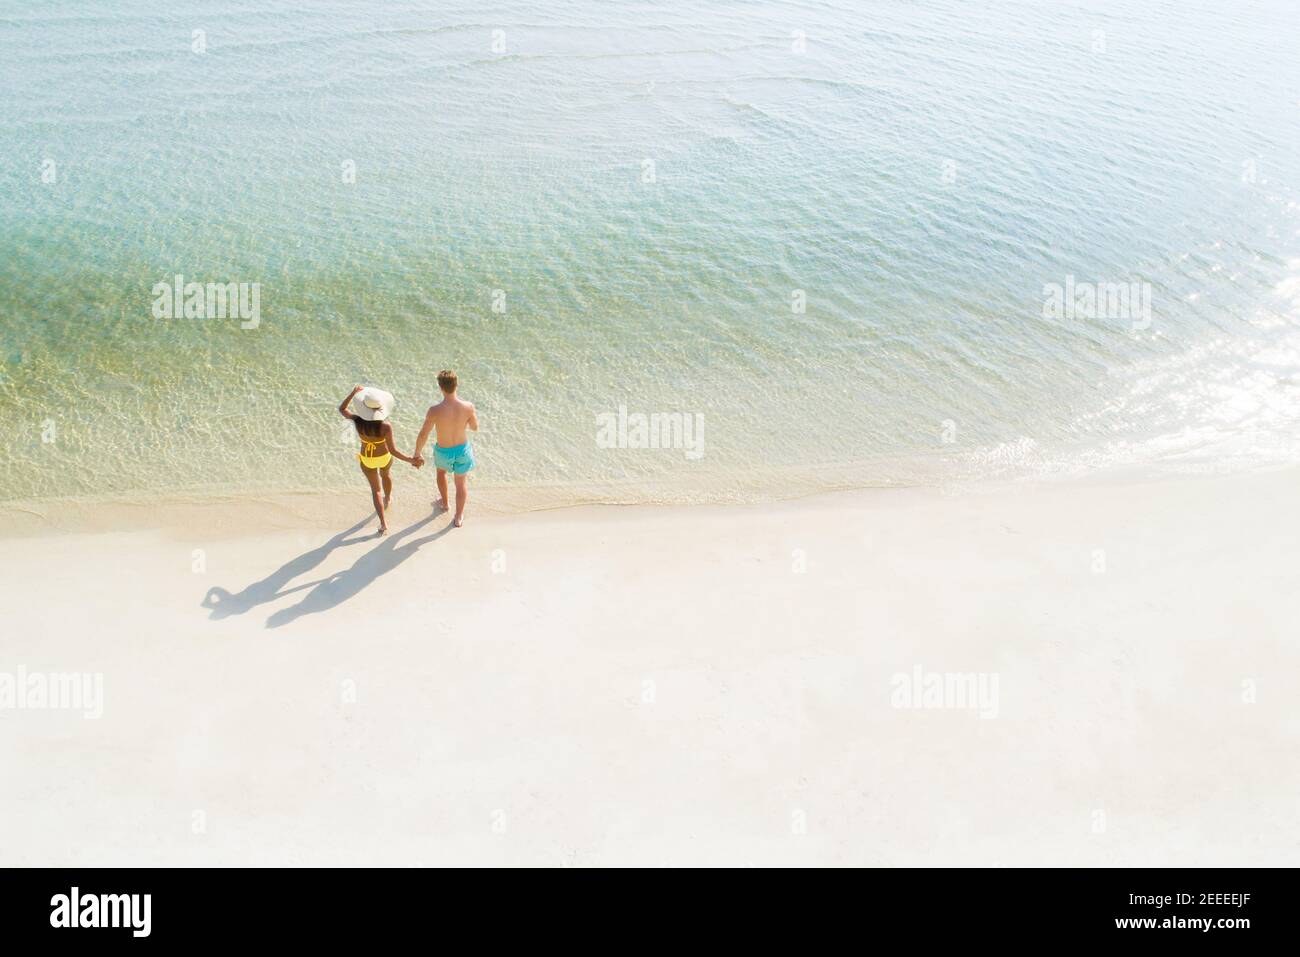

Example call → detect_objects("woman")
338 385 421 534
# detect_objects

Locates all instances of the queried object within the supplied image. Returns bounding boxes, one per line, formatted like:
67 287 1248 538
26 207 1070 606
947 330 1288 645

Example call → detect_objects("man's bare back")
413 370 478 526
424 394 477 447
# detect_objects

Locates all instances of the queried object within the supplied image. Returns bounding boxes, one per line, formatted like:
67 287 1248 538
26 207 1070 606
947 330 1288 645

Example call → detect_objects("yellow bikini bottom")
358 438 392 470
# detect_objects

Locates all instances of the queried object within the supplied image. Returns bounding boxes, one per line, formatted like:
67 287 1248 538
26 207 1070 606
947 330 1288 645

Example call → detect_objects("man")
414 369 479 527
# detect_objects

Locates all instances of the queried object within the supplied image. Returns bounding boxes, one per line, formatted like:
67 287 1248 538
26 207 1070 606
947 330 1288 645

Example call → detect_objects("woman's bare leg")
381 462 393 509
360 462 386 533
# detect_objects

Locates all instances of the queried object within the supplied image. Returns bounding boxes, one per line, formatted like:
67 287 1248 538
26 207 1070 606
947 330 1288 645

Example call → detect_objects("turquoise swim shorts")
433 442 475 474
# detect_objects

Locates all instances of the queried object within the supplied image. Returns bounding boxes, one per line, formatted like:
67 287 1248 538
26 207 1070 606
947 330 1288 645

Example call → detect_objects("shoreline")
2 465 1297 864
0 459 1282 541
0 477 929 540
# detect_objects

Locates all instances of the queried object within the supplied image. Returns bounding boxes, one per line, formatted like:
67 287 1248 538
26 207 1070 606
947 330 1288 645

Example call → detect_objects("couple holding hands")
339 370 478 534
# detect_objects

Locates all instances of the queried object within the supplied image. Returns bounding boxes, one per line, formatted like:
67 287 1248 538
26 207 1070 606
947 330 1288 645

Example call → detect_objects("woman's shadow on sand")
200 517 374 621
264 514 453 628
201 514 452 628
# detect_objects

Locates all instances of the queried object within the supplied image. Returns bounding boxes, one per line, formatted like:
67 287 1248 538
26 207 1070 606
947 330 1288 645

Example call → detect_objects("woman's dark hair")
354 418 384 438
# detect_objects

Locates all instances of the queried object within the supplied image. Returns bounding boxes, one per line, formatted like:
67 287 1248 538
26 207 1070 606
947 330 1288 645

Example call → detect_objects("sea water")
1 0 1298 507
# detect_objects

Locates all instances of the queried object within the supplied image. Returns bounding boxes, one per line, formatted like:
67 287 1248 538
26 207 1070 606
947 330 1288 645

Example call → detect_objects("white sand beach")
1 468 1297 867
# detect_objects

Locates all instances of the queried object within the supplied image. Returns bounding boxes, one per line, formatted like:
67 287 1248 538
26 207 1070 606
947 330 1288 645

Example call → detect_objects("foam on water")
1 0 1298 507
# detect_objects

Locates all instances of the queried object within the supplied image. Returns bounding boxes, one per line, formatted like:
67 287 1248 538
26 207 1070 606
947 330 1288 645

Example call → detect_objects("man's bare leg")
435 468 449 512
453 473 468 527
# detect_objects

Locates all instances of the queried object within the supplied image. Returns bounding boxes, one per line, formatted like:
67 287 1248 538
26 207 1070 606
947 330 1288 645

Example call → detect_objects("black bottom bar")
0 867 1289 945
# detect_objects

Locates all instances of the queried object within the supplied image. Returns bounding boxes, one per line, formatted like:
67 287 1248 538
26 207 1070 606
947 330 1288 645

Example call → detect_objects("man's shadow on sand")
264 514 453 629
200 517 375 621
201 514 453 627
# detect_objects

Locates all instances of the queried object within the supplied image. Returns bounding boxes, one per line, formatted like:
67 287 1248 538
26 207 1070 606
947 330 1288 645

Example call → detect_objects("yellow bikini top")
358 428 388 457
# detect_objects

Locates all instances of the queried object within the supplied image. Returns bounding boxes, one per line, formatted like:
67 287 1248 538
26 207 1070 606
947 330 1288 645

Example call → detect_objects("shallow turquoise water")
1 0 1298 504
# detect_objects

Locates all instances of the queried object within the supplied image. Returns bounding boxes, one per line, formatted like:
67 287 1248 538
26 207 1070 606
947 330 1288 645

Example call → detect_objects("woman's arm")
338 384 363 419
382 422 419 465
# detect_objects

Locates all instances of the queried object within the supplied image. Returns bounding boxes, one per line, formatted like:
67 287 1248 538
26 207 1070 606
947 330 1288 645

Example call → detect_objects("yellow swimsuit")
357 431 392 470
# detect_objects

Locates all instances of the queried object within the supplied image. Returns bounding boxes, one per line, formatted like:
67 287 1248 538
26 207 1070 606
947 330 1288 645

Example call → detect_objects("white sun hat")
351 387 395 421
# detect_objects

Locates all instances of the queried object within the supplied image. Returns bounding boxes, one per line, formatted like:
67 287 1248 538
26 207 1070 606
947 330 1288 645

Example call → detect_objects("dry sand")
1 468 1297 866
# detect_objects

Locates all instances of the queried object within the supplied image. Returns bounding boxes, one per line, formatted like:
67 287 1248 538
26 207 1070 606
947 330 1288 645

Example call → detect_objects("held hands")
412 454 426 469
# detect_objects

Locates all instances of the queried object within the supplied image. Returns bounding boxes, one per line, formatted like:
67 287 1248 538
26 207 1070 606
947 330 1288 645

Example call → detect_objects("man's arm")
414 407 436 458
467 402 479 432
